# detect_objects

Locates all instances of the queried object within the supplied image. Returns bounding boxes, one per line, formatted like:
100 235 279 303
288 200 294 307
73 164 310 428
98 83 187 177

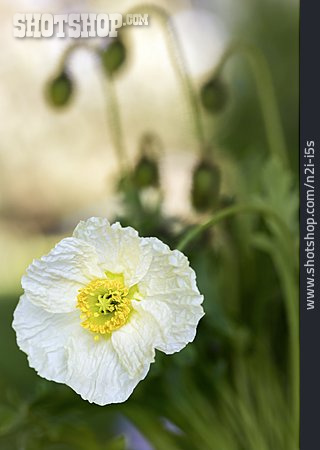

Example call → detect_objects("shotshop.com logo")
13 13 149 38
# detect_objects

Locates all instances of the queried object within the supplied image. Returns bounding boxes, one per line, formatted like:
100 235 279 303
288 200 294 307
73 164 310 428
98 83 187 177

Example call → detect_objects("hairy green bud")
46 72 73 108
100 39 126 76
133 155 159 189
191 159 221 212
201 77 228 114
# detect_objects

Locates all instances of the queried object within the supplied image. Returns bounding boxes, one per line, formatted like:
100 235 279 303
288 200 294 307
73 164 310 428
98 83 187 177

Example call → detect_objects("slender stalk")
268 250 299 444
125 4 206 153
103 75 128 173
55 43 128 173
56 42 95 74
177 203 292 252
211 42 288 166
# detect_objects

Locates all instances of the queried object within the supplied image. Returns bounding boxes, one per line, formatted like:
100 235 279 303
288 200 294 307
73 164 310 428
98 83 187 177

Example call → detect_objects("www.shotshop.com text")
303 140 316 310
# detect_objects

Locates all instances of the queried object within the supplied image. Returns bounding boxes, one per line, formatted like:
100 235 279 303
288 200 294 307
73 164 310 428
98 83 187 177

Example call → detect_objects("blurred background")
0 0 299 449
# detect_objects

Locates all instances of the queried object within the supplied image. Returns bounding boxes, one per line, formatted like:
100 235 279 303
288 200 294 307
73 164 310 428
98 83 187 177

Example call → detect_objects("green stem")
125 4 206 153
212 42 288 166
177 203 291 252
56 42 95 74
268 249 299 444
56 43 128 174
104 75 128 173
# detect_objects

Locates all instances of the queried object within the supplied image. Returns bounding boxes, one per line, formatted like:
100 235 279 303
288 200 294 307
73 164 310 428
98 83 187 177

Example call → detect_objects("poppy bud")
200 77 228 114
133 155 159 189
191 159 221 212
100 39 126 76
46 71 73 108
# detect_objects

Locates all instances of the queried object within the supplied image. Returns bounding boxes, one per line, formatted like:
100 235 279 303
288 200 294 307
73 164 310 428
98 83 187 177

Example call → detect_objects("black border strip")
300 1 320 448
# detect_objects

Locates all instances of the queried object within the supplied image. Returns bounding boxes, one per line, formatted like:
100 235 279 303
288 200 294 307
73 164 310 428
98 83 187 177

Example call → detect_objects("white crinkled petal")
134 300 204 354
65 331 152 405
73 218 153 286
22 237 104 313
12 295 79 383
136 237 204 354
111 311 156 377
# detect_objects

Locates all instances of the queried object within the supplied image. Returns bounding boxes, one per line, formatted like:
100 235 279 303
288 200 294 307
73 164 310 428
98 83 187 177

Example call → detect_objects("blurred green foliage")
0 0 298 449
213 0 298 173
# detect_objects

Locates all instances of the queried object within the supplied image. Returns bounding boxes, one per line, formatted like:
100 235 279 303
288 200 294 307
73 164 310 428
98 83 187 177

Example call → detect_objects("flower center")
77 273 137 338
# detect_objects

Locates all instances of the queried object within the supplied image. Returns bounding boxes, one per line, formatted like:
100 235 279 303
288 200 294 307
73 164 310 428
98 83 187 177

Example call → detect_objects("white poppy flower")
13 218 204 405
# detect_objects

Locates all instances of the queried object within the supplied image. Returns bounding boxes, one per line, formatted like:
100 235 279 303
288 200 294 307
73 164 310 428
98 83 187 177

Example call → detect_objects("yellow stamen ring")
77 276 135 335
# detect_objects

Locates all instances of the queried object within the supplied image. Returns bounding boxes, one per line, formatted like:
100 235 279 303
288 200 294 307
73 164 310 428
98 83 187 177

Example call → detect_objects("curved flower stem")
177 203 291 252
104 75 128 173
56 42 95 74
212 42 288 167
58 42 127 173
125 4 206 153
56 43 128 174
